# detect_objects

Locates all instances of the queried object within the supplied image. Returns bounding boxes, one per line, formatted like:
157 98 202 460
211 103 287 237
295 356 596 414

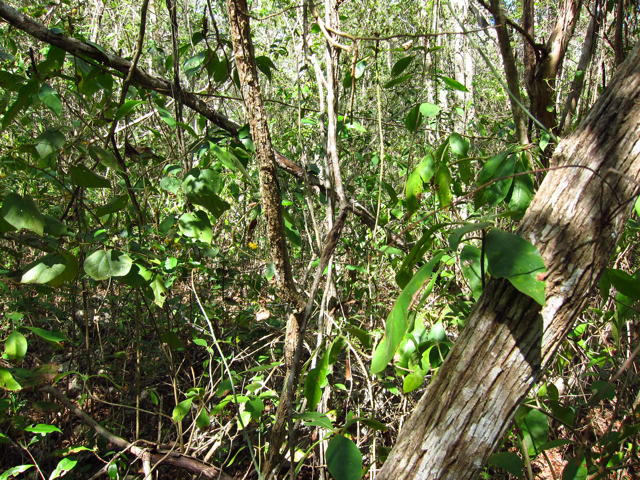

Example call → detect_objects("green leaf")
49 457 78 480
383 74 412 88
0 465 34 480
24 327 68 348
562 453 587 480
371 253 443 374
179 211 213 243
405 104 422 132
448 222 491 252
395 223 444 288
292 412 335 430
20 253 67 284
88 146 121 172
172 398 192 422
161 331 183 350
507 158 534 218
326 436 363 480
419 102 440 117
449 132 469 157
5 330 27 363
476 152 516 207
485 228 546 306
488 452 523 479
33 128 65 160
196 409 210 429
391 55 415 77
184 51 206 77
1 193 45 236
434 164 452 208
403 370 424 393
606 268 640 301
150 274 167 307
343 416 388 432
96 194 129 217
38 82 62 117
305 349 330 411
1 78 38 131
256 55 276 81
538 439 574 451
120 263 153 288
25 423 62 434
115 100 143 121
84 250 133 280
439 75 469 92
0 368 21 390
182 168 230 218
519 408 549 457
160 177 181 194
70 165 110 188
47 251 79 287
355 59 367 78
157 106 176 128
43 215 68 237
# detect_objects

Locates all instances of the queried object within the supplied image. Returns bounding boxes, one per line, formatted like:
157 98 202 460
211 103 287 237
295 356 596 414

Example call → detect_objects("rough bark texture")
377 40 640 480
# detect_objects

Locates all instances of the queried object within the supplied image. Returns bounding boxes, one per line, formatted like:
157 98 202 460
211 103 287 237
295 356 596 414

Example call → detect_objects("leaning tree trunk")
376 40 640 480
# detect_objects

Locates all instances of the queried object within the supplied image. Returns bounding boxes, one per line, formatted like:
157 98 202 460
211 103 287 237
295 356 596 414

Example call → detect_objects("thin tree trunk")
615 0 625 66
489 0 529 146
376 40 640 480
559 0 602 134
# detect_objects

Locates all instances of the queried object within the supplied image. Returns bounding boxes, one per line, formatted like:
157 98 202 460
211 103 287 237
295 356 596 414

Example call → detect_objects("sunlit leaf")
84 250 133 280
5 330 27 363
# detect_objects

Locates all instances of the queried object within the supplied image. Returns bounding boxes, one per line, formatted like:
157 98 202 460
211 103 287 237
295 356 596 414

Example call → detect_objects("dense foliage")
0 0 639 478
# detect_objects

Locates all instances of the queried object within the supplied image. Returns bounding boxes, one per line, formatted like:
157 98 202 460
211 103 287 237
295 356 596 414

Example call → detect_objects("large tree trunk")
376 40 640 480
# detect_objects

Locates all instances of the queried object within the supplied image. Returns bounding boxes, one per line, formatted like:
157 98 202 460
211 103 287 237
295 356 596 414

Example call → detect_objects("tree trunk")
376 40 640 480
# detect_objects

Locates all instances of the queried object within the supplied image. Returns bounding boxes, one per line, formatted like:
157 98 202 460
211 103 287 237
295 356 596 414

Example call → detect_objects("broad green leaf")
507 159 534 218
96 194 129 217
419 102 440 117
0 465 34 480
120 263 153 287
519 407 548 456
43 215 68 237
160 177 181 194
1 193 45 236
24 327 68 348
179 211 213 243
537 439 574 451
70 165 110 188
115 100 143 121
157 106 176 127
1 78 38 130
0 368 21 390
562 453 587 480
150 275 167 307
88 146 121 172
548 400 575 426
403 370 424 393
434 164 452 207
488 452 523 479
184 51 205 77
256 55 276 81
49 457 77 480
477 153 516 206
606 268 640 301
172 398 192 422
405 104 422 132
391 55 415 77
21 253 67 284
38 82 62 117
355 59 366 78
371 253 443 374
245 398 265 419
47 251 79 287
439 75 469 92
161 331 183 349
84 250 133 280
196 409 210 429
343 416 387 432
305 349 330 411
449 132 469 157
326 436 363 480
25 424 62 434
383 74 412 88
34 128 65 159
5 330 27 363
485 228 546 306
460 245 486 301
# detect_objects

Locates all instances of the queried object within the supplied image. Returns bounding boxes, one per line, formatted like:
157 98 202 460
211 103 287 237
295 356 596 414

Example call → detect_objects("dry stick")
190 272 264 480
40 385 231 479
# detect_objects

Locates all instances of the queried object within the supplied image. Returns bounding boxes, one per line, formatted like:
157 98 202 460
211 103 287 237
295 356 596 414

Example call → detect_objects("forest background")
1 0 640 478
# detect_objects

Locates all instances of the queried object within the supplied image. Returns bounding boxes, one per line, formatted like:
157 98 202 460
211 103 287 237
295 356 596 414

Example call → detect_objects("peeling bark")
377 40 640 480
